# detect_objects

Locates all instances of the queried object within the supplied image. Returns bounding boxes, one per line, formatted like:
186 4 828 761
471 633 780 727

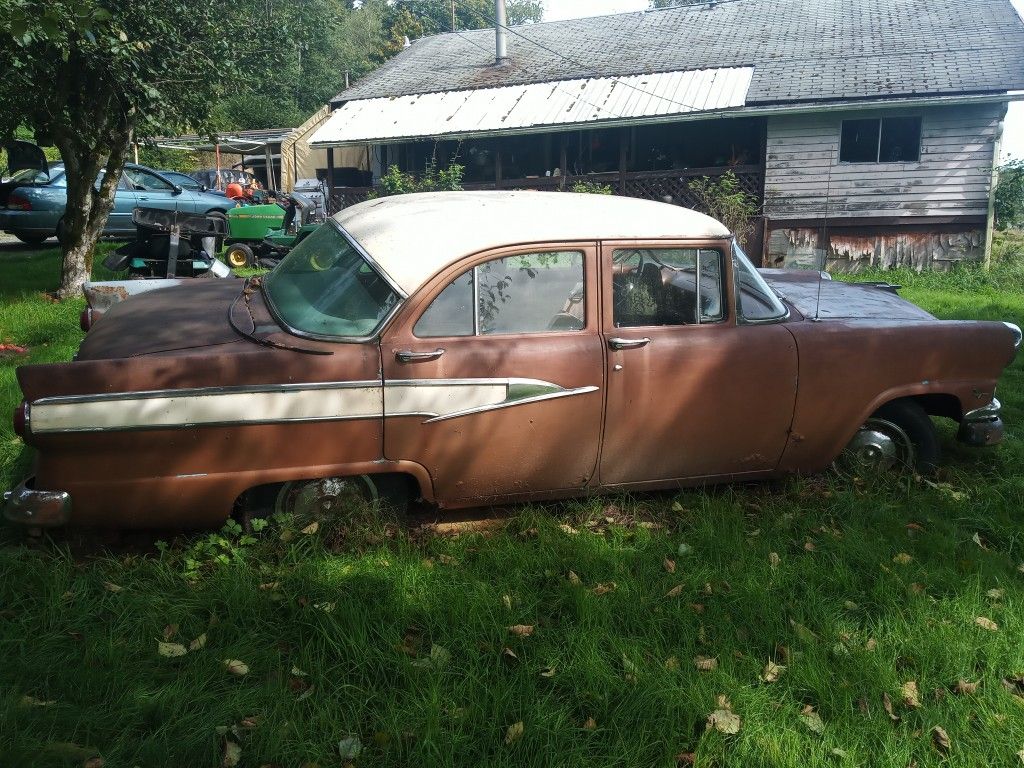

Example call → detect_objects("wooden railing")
329 165 764 215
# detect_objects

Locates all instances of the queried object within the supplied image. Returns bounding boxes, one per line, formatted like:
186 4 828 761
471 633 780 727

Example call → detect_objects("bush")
373 161 464 197
687 170 758 240
570 180 613 195
995 159 1024 230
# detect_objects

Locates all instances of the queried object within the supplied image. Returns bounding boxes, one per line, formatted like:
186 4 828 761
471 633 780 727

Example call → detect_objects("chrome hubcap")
838 418 914 474
274 476 377 519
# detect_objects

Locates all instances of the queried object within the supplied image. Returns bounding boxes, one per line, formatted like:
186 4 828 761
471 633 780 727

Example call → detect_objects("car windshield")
732 242 789 322
263 222 401 339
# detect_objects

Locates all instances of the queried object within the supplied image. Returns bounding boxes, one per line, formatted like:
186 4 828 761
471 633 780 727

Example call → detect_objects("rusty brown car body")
4 192 1020 528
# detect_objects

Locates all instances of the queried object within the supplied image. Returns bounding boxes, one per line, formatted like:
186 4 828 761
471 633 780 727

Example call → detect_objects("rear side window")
415 251 586 337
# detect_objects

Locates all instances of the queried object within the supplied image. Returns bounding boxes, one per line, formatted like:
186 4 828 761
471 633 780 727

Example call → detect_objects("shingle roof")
334 0 1024 105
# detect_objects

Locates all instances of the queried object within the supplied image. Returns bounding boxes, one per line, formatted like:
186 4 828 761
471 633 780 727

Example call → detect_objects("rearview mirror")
200 184 209 192
171 185 183 196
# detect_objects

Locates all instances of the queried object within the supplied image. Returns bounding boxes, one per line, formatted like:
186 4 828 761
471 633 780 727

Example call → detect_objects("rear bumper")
957 399 1004 447
2 477 71 527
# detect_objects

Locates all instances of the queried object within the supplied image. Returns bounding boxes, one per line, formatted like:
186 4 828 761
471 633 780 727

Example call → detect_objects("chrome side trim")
32 379 384 407
424 385 600 423
1004 322 1022 352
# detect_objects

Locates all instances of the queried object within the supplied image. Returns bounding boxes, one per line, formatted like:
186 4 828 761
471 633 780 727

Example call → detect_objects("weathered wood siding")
763 104 1002 220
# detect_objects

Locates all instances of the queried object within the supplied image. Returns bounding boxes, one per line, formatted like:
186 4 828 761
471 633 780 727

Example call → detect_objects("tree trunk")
53 125 133 300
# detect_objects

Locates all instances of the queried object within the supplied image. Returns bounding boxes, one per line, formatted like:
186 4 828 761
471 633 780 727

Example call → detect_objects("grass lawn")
2 243 1024 767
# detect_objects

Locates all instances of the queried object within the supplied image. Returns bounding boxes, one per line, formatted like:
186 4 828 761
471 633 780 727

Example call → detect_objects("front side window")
840 116 921 163
733 243 788 323
415 251 586 338
264 223 400 338
124 168 175 192
612 248 724 328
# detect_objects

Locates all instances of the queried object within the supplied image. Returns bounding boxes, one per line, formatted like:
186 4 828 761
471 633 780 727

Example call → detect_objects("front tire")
224 242 254 269
837 399 940 476
13 232 49 246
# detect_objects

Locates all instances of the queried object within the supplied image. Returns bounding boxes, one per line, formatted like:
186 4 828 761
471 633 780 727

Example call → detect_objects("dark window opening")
840 117 921 163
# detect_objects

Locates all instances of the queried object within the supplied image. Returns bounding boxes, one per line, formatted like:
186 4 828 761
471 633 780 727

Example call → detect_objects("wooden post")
264 143 276 190
559 136 567 191
984 112 1005 270
618 128 628 194
495 141 503 186
326 147 336 211
215 143 222 190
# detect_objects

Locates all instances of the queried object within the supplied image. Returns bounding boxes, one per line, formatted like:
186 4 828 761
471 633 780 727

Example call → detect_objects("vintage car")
4 192 1020 528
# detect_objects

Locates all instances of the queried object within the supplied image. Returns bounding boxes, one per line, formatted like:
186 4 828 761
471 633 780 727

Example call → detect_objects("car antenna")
813 146 835 322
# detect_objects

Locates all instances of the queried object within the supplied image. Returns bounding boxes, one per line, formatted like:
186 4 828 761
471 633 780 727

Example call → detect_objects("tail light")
13 400 28 438
7 192 32 211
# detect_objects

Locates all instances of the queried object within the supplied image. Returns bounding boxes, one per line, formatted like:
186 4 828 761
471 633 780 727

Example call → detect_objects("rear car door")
598 240 799 485
380 243 605 505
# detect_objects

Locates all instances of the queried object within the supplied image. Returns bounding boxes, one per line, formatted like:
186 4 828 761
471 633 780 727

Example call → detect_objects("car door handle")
608 337 651 350
395 348 445 363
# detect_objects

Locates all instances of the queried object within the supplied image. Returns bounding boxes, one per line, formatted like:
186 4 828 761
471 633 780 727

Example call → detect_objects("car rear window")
263 223 401 339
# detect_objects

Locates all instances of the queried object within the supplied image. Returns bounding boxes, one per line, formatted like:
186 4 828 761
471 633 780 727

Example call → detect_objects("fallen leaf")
438 554 457 566
694 656 718 671
676 753 696 766
799 705 825 734
665 584 684 598
804 540 816 552
223 659 249 676
102 582 123 593
411 644 451 670
583 717 597 730
975 616 999 631
706 705 741 735
508 624 535 638
20 695 56 707
505 721 524 744
502 594 513 609
222 740 242 767
987 588 1005 600
338 736 363 759
901 681 921 709
769 552 780 569
882 692 900 722
865 638 878 651
567 571 581 585
677 542 693 556
664 558 676 574
1002 675 1024 698
908 582 926 595
539 666 557 678
664 656 680 670
671 501 684 513
313 601 336 613
162 624 179 640
759 660 785 683
972 532 987 549
622 654 639 676
592 582 616 596
830 748 850 759
906 522 926 532
893 552 913 565
295 684 315 702
690 602 705 614
157 641 188 658
931 725 951 755
258 581 280 590
790 619 817 642
502 647 519 661
300 521 319 535
189 633 207 651
559 523 578 535
83 758 105 768
953 679 979 695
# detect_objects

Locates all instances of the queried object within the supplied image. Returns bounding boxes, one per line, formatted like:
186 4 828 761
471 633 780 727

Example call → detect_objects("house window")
840 117 921 163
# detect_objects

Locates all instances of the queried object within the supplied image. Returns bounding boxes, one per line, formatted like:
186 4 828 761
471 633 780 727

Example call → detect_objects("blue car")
156 170 227 198
0 159 235 246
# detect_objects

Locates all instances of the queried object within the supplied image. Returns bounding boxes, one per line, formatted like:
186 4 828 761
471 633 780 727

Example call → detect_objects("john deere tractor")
222 193 321 268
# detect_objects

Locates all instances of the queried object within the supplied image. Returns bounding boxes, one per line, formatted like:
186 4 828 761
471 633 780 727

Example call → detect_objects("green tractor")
222 194 321 269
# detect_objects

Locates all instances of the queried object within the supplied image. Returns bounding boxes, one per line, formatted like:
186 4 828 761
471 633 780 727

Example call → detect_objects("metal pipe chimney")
494 0 509 66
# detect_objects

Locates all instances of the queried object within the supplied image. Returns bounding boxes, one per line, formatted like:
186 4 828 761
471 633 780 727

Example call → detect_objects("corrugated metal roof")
311 67 753 146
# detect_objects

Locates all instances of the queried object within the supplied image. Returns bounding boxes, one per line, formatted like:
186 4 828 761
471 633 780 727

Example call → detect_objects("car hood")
76 281 248 360
761 269 935 321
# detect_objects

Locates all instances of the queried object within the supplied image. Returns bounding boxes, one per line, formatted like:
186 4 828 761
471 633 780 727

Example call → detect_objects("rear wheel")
837 399 940 476
224 242 254 269
13 232 49 246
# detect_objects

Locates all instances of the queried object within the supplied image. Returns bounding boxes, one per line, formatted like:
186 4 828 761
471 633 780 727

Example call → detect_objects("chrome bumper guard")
2 477 71 527
957 398 1004 447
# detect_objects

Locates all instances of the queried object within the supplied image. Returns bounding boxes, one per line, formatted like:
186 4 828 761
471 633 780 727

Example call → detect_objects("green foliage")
687 170 759 240
373 161 464 197
570 180 613 195
995 159 1024 230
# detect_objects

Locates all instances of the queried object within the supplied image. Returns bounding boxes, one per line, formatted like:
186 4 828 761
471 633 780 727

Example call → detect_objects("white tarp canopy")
311 66 754 147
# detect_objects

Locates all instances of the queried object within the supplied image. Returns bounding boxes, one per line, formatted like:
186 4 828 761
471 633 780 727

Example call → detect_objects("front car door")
381 243 604 505
122 167 188 214
598 240 799 486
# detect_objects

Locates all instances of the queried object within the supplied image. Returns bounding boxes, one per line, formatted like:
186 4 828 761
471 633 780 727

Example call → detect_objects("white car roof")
333 190 731 295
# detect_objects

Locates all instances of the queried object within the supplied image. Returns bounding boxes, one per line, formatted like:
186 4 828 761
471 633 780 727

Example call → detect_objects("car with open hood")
3 191 1020 528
